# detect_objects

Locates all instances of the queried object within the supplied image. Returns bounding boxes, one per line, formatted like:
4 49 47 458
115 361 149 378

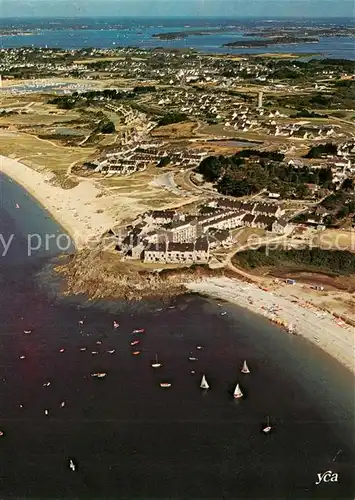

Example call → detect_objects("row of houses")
91 142 208 176
144 237 209 264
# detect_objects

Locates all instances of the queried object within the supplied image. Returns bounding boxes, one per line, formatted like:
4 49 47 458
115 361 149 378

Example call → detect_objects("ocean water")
0 17 354 59
0 172 354 498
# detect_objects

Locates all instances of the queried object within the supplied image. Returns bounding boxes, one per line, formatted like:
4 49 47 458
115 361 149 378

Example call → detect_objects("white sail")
233 383 243 399
200 375 209 389
241 360 250 374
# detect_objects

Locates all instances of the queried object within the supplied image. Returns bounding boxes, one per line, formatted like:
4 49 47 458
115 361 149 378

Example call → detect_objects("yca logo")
315 470 339 485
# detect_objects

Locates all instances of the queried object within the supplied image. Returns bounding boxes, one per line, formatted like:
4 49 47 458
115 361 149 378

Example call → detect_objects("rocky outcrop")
56 249 229 301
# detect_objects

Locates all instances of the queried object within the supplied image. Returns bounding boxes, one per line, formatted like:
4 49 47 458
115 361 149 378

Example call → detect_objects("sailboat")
151 354 162 368
200 374 209 389
262 416 272 433
233 383 243 399
241 360 250 374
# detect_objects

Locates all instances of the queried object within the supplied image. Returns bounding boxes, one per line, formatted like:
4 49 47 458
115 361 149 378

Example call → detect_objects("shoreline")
0 155 114 250
186 277 355 375
1 156 354 376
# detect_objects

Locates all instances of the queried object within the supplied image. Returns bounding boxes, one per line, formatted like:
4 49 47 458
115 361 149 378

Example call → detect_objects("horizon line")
1 15 354 20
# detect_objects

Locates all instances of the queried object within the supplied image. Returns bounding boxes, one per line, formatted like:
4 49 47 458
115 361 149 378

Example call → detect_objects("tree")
295 184 310 199
197 156 223 182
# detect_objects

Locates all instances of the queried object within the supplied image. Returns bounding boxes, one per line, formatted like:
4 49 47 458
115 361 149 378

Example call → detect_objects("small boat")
221 312 227 316
196 345 203 350
19 355 26 360
155 308 163 312
91 351 98 355
23 330 32 334
15 203 20 209
80 347 87 351
168 306 176 309
132 351 140 356
191 370 196 374
151 354 162 368
60 401 66 407
107 349 115 354
132 329 145 334
59 348 65 353
113 321 119 329
189 356 198 361
78 320 84 325
131 340 140 346
96 341 102 345
0 431 4 437
200 374 209 389
44 409 49 416
43 382 51 387
91 372 107 378
233 383 243 399
69 459 76 471
160 382 172 388
262 416 272 434
241 360 250 374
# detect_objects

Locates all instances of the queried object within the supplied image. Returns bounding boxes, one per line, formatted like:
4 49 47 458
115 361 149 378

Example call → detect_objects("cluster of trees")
197 152 332 198
157 157 171 168
234 247 355 275
49 86 158 110
94 119 116 134
292 109 328 118
304 143 337 158
321 190 355 226
133 85 156 94
157 112 188 126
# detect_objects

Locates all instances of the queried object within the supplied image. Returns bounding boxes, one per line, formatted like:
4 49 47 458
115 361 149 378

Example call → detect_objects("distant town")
0 46 354 271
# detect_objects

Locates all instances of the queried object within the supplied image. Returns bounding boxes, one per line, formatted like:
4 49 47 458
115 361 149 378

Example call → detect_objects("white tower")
258 91 263 109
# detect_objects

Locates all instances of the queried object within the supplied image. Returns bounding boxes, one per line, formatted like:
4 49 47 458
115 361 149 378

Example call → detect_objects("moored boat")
262 416 272 433
132 351 140 356
160 382 172 388
131 340 140 346
151 354 162 368
132 328 145 334
233 383 243 399
200 374 209 389
241 360 250 374
91 372 107 378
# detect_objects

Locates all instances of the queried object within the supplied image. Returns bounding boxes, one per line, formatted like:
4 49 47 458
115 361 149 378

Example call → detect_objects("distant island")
152 31 209 40
223 36 319 48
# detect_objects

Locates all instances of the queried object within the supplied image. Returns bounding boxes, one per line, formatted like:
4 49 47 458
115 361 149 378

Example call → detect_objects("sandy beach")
0 155 114 249
186 277 355 375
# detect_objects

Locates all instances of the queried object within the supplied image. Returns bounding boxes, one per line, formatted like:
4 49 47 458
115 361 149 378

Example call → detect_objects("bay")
0 172 354 498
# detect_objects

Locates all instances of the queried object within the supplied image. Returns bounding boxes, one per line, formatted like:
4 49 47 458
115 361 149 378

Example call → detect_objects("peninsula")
1 44 355 374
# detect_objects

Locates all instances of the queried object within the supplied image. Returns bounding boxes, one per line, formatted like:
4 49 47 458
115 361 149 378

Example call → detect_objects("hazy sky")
1 0 354 18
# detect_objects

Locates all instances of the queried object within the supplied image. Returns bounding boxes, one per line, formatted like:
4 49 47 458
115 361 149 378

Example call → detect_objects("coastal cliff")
56 249 228 301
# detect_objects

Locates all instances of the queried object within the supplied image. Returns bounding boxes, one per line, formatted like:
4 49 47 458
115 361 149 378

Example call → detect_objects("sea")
0 170 354 498
0 17 354 60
